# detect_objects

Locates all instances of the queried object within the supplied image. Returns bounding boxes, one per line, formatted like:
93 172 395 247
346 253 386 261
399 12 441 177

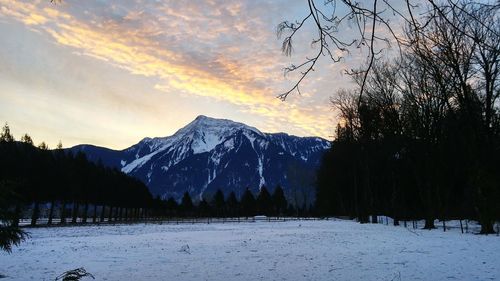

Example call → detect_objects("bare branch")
277 0 500 102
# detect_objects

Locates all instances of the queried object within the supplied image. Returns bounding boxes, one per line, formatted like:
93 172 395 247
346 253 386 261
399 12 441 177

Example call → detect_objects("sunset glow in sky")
0 0 367 149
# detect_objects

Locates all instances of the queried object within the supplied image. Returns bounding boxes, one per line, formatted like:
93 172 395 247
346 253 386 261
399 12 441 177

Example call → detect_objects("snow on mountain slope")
121 116 264 173
70 115 330 201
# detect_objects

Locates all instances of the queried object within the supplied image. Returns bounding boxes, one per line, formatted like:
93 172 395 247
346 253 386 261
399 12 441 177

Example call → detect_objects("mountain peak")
177 115 263 154
191 115 240 125
184 115 263 135
194 115 210 121
70 115 330 200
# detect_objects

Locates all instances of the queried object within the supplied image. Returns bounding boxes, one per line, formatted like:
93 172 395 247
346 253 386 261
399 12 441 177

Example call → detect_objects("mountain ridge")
70 115 330 202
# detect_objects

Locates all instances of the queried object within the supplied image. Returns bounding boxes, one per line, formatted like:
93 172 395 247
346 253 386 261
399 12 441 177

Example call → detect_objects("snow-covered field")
1 220 499 281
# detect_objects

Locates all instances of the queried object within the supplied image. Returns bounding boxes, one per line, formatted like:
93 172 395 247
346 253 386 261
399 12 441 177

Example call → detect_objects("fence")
18 216 324 227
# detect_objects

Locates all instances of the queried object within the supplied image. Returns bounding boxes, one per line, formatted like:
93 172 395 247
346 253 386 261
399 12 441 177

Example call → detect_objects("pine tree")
0 180 28 253
240 188 256 218
0 123 14 142
212 189 225 217
180 192 193 216
226 191 239 218
37 142 49 150
198 199 211 217
272 185 288 217
20 134 34 145
257 186 273 216
165 197 178 217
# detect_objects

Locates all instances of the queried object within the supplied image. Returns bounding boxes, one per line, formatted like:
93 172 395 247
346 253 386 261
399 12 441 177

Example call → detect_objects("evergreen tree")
286 204 296 217
20 134 33 145
240 188 256 218
0 123 14 142
0 180 28 252
226 191 239 217
198 199 211 217
165 197 178 217
212 189 225 217
272 185 288 216
256 186 273 216
37 142 49 150
180 192 193 216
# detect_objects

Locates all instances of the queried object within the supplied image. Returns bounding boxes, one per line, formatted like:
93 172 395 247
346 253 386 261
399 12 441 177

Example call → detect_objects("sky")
0 0 387 149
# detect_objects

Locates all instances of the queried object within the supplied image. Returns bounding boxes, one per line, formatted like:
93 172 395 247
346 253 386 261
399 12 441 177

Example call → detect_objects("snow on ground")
0 220 499 281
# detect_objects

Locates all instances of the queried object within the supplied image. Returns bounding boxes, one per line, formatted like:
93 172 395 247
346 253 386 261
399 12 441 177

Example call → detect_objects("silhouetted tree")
240 188 256 218
0 180 28 253
0 123 14 143
20 134 33 145
198 199 211 218
212 189 225 217
272 185 288 217
256 186 273 216
226 191 239 218
180 192 194 216
165 197 178 217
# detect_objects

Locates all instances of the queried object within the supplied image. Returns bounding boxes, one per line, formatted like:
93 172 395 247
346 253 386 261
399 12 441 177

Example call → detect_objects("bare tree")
468 5 500 129
277 0 499 102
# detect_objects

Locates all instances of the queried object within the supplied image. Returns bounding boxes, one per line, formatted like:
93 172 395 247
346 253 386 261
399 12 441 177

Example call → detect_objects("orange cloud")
0 0 335 139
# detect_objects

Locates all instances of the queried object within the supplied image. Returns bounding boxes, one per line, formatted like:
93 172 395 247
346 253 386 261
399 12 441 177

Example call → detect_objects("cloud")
0 0 339 139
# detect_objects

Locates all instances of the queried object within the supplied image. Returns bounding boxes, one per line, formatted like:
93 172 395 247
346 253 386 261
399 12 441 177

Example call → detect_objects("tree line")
0 124 154 250
316 2 500 234
150 186 290 219
0 125 293 224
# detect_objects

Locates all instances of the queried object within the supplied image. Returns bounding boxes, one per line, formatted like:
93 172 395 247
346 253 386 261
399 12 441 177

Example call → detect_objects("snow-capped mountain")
70 115 330 201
